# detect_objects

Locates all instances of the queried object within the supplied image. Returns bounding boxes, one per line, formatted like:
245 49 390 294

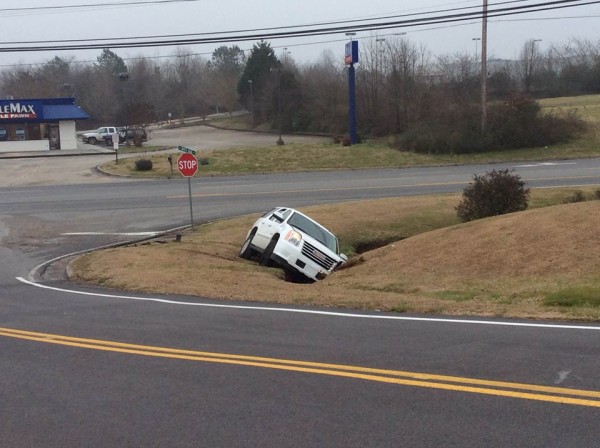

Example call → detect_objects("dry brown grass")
70 192 600 320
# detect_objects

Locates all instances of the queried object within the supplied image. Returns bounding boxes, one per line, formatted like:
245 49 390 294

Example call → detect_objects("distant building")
0 97 90 152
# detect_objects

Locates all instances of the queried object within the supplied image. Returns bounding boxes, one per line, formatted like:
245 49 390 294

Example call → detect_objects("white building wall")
0 140 49 152
59 120 77 150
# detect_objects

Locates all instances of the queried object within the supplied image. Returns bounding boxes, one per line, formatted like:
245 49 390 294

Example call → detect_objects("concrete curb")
0 149 115 160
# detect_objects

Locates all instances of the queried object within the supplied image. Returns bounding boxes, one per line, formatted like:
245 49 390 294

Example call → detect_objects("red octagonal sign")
177 153 198 177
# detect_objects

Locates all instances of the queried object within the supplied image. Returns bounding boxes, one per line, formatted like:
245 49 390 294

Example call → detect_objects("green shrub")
595 189 600 200
135 159 153 171
563 190 587 204
397 93 585 154
456 169 530 222
544 287 600 308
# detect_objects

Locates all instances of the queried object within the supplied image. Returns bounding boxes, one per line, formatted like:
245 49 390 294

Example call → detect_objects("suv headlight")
284 230 302 247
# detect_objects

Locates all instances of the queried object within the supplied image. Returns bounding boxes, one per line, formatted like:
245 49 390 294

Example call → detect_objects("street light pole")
282 47 291 65
277 70 283 145
270 67 284 145
118 72 130 162
248 79 254 119
472 37 481 64
375 37 386 115
529 39 543 92
480 0 488 135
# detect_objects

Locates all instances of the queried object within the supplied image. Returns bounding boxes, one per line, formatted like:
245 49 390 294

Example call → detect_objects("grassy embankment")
71 187 600 320
71 95 600 319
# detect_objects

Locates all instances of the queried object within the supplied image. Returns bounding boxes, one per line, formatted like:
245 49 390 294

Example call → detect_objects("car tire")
240 229 256 259
260 235 279 266
88 137 97 145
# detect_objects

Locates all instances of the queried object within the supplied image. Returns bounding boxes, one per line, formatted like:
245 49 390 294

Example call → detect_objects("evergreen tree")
95 49 128 76
238 41 279 109
209 45 245 76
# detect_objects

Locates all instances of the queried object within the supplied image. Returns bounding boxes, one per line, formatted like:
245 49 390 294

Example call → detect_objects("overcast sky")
2 0 600 68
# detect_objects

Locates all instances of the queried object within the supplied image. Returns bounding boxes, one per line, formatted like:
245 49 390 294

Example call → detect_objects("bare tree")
127 56 162 124
519 39 543 93
384 37 430 133
356 38 379 133
0 68 41 98
77 65 121 125
162 48 209 122
436 52 479 100
299 50 346 133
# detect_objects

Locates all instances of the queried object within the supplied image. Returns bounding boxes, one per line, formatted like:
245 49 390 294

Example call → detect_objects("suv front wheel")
240 230 257 259
260 235 279 266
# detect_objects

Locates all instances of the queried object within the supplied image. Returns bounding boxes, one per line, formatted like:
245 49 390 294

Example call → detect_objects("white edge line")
513 162 578 168
15 277 600 332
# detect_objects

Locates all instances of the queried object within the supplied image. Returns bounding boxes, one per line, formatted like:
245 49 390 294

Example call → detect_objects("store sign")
0 102 39 120
344 41 359 65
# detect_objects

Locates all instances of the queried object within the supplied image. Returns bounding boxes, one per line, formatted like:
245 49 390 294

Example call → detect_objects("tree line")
1 36 598 141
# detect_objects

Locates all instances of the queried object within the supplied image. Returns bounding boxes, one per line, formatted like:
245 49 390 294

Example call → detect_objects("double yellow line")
2 327 599 408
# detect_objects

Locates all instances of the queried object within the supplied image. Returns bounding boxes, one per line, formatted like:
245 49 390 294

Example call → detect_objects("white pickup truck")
82 126 117 144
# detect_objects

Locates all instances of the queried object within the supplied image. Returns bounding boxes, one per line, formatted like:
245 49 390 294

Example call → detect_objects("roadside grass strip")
2 327 600 409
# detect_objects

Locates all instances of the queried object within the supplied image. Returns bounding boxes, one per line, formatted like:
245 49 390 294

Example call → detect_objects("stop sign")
177 153 198 177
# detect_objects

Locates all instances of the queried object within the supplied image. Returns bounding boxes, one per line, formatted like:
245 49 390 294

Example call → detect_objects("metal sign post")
187 177 194 230
177 151 199 230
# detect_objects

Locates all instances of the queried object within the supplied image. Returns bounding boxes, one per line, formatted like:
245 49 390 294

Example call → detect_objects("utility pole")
481 0 488 135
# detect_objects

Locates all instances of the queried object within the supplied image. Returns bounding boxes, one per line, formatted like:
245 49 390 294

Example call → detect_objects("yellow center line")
2 327 599 408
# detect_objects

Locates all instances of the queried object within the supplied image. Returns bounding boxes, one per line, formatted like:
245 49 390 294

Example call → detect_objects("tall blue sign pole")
345 38 359 145
348 63 357 145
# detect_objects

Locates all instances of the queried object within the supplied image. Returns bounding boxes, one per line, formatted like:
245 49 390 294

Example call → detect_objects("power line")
0 0 201 14
0 0 557 46
0 0 596 53
0 0 600 67
0 0 600 53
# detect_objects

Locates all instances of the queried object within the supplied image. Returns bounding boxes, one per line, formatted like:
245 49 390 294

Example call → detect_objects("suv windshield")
288 212 338 253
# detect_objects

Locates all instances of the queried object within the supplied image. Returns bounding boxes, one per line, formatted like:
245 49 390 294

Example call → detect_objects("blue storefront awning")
0 97 90 123
42 104 90 121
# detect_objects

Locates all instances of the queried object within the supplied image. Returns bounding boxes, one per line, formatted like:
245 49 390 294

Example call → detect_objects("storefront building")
0 97 90 152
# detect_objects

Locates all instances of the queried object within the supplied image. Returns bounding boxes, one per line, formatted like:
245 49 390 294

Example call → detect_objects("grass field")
100 95 600 178
540 94 600 123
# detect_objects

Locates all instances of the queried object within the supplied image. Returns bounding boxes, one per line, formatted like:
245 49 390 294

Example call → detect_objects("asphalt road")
1 142 599 447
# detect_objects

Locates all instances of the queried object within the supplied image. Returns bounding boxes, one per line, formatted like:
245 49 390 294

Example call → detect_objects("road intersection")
1 130 599 446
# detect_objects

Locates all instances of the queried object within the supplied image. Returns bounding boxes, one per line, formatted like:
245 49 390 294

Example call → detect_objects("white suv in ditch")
240 207 348 281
